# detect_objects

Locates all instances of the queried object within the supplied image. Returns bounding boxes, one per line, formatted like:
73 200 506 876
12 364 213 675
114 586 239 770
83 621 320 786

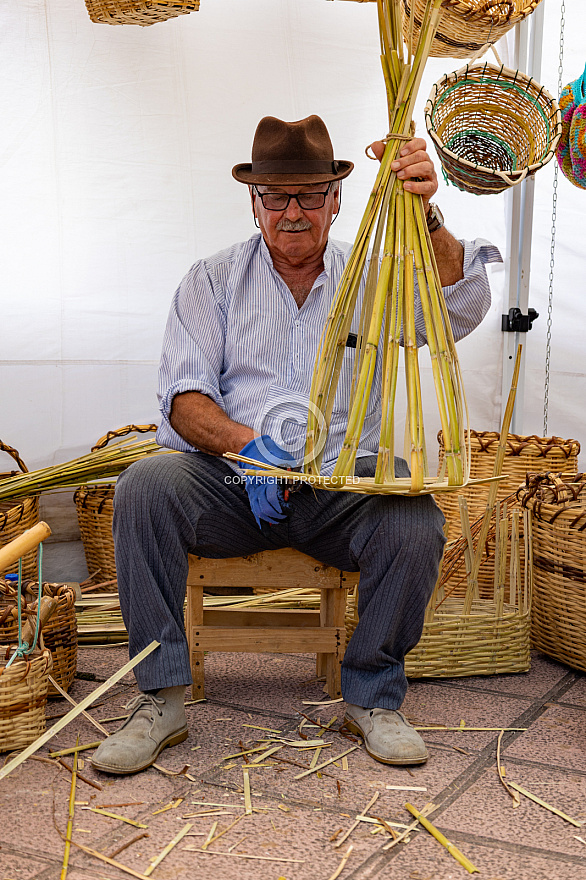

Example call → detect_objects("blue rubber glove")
238 435 296 527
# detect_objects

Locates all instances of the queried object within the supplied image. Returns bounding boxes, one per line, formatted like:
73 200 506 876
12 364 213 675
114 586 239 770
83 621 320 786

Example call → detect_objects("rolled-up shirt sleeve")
156 261 226 451
414 238 502 346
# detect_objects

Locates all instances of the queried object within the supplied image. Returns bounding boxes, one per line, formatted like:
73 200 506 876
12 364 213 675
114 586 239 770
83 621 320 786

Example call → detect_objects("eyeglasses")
253 183 332 211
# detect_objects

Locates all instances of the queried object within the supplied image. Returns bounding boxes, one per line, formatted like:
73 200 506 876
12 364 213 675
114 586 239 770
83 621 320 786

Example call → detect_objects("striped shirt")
157 233 501 472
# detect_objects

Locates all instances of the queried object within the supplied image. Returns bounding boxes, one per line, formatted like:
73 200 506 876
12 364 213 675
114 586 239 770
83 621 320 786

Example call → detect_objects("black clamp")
501 307 539 333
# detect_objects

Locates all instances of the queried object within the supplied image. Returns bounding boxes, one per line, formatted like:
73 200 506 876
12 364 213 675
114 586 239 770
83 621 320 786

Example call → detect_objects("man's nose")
284 196 303 219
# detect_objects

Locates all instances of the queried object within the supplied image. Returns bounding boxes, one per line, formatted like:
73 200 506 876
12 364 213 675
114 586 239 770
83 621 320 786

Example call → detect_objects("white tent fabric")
1 0 584 492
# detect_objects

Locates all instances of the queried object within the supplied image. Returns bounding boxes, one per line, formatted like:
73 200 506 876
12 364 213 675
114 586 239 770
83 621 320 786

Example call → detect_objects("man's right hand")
238 435 296 527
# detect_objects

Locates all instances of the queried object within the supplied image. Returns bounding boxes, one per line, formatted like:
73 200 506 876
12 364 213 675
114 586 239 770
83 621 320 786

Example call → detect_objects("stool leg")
186 584 205 700
319 588 346 699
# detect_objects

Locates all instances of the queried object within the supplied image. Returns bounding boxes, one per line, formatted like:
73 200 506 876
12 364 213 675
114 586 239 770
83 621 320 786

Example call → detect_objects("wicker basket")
0 647 52 752
39 584 78 696
0 580 78 695
75 424 158 587
425 62 561 195
518 473 586 672
0 442 40 579
401 0 543 59
346 504 532 677
84 0 200 26
436 430 580 539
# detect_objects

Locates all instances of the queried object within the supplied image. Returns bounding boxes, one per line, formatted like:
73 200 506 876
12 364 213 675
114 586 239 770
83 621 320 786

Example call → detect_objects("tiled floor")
2 647 586 880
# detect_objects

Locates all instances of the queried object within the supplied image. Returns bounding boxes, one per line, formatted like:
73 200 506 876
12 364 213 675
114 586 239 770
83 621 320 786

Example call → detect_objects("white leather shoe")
91 686 188 775
344 703 428 765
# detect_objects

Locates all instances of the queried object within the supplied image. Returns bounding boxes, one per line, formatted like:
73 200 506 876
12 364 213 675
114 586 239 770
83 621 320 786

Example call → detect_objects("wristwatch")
426 202 444 234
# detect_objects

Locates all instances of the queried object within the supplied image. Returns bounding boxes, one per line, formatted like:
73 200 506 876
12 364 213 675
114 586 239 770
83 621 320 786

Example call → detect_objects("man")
91 115 500 775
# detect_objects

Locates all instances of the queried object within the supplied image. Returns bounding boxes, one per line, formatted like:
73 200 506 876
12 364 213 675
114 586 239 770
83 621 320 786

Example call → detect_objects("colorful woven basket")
401 0 543 60
518 473 586 672
557 64 586 190
84 0 200 26
0 442 40 580
75 425 158 586
425 62 561 195
436 430 580 539
0 647 52 752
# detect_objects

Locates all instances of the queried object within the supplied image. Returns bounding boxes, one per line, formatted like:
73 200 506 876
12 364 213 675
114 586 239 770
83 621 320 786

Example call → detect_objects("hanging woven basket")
401 0 543 59
84 0 200 26
0 647 52 752
425 62 561 195
518 473 586 672
436 430 580 538
75 424 158 586
0 442 40 580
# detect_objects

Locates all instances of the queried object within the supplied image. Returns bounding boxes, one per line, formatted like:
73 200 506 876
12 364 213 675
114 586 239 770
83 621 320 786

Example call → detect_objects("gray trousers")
113 452 445 710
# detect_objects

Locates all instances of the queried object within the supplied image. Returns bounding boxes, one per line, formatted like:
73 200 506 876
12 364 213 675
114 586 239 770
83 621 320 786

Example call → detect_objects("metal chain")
544 0 566 436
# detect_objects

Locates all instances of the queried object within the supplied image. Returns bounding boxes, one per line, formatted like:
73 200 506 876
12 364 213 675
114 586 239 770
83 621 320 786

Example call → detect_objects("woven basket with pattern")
518 472 586 672
0 580 78 695
401 0 543 59
75 425 158 587
425 63 561 195
436 430 580 540
0 442 40 580
0 647 52 752
84 0 200 26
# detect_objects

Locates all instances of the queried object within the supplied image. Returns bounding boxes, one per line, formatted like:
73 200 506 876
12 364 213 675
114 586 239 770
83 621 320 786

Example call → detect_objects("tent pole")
500 2 545 434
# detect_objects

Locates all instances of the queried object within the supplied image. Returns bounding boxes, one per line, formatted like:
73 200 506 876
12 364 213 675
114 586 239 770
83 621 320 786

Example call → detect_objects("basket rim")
425 62 562 184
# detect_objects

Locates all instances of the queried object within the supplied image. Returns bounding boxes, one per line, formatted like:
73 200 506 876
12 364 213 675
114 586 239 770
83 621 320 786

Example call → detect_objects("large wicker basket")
0 580 78 695
401 0 543 59
75 425 158 587
518 473 586 672
84 0 200 26
0 442 40 579
347 504 532 677
425 62 561 195
436 430 580 539
0 647 52 752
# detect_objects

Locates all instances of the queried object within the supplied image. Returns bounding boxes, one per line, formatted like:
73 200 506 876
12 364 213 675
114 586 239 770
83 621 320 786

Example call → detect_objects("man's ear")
249 185 260 229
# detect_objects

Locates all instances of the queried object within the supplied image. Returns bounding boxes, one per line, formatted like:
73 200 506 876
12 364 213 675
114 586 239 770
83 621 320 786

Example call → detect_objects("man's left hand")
369 137 438 214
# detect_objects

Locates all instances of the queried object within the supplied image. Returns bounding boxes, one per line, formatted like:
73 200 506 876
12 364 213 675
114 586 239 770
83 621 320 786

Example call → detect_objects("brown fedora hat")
232 115 354 185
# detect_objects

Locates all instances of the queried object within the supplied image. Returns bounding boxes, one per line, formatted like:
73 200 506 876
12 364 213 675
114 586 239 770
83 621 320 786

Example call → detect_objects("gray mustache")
276 218 313 232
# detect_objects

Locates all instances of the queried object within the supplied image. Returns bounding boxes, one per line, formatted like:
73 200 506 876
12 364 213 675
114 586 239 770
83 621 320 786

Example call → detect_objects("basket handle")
91 424 158 453
0 440 29 476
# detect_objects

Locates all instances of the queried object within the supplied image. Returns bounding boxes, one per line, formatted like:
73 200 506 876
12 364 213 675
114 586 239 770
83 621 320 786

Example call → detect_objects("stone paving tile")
436 765 586 858
407 650 573 701
554 673 586 708
379 831 586 880
0 852 50 879
3 646 586 880
401 679 533 750
203 649 328 709
503 703 586 773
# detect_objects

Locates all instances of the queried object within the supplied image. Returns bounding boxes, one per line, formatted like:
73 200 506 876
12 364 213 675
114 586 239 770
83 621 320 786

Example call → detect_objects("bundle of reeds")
75 587 324 645
0 437 169 502
233 1 472 496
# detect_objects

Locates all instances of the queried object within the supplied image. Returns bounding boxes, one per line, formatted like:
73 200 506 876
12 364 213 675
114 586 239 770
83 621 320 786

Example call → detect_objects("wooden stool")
185 547 360 700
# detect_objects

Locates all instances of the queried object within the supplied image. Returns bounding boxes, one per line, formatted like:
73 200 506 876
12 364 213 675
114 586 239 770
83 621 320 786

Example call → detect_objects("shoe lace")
124 692 165 719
